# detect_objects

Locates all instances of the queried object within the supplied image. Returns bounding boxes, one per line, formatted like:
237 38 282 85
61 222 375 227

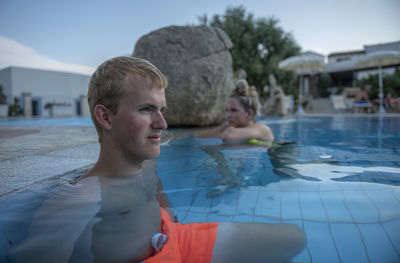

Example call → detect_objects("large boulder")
133 26 234 126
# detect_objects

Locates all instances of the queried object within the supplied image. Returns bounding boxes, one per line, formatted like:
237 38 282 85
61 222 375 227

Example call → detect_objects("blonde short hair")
88 56 168 142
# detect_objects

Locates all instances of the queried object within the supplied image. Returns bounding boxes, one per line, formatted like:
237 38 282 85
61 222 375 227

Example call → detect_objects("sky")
0 0 399 75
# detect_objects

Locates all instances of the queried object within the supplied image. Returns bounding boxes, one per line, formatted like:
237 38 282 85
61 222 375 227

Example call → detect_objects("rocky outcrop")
261 74 288 116
133 26 234 126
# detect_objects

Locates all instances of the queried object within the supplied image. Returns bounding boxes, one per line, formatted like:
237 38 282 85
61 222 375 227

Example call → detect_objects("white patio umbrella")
279 53 325 115
355 50 400 114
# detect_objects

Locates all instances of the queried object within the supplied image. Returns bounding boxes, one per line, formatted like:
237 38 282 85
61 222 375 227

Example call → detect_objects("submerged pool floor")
161 176 400 262
157 116 400 263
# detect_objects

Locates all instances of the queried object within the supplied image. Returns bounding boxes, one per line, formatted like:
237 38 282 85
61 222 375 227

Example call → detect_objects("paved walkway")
0 126 99 196
309 98 335 114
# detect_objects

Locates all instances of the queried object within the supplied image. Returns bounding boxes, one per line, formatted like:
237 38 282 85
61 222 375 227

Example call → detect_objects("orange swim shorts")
144 208 219 263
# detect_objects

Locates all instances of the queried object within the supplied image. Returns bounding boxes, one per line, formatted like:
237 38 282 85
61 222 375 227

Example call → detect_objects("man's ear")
94 105 112 131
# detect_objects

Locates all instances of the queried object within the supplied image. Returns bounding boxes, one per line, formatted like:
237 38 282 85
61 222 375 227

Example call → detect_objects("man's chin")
147 148 160 159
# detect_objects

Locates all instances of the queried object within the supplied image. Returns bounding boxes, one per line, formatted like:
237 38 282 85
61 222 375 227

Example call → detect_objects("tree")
355 68 400 99
0 85 7 104
318 73 333 97
199 6 301 95
8 97 23 116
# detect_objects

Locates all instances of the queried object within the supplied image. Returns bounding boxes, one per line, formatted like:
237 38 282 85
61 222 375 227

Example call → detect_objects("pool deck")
0 126 100 196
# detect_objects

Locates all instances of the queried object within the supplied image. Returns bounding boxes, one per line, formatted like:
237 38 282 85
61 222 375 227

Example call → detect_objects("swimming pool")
1 115 399 262
156 116 400 263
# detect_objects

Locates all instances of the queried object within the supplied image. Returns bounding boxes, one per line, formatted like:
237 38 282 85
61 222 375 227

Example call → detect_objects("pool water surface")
1 116 399 262
156 116 400 263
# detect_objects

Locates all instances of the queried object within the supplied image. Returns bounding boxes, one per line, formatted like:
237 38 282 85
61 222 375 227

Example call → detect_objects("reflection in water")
9 161 163 263
200 144 244 197
290 163 400 185
200 141 299 197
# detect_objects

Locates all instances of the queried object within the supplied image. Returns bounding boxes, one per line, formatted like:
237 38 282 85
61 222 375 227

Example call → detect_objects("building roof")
0 65 91 77
328 50 365 58
323 40 400 73
364 40 400 53
323 60 364 73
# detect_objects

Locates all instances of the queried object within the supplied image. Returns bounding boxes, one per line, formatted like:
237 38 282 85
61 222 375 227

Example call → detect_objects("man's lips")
147 134 161 143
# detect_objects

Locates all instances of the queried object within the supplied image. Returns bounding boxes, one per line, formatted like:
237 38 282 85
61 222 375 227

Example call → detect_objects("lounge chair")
283 95 294 114
330 94 351 112
353 101 373 113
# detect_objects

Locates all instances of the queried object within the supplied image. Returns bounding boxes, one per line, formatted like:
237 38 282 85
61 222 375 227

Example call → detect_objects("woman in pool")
195 80 275 196
195 79 274 143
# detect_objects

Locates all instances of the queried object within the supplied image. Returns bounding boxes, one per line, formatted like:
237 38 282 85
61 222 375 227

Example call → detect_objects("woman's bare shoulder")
194 124 229 138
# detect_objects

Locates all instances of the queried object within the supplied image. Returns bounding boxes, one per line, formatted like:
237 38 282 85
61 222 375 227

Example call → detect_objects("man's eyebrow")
138 103 167 110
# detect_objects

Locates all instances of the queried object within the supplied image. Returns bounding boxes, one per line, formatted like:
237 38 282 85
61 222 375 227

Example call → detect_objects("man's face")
109 73 167 163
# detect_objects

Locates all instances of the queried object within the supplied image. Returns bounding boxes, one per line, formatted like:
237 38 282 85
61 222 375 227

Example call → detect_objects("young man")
84 56 306 262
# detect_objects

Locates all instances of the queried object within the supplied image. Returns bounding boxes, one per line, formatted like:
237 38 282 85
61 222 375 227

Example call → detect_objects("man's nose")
153 111 168 130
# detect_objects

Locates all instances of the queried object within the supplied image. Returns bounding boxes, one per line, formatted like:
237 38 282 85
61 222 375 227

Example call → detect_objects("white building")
0 66 90 117
323 40 400 87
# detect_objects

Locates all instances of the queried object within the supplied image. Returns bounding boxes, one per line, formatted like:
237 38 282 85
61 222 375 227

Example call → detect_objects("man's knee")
212 222 307 263
284 224 307 254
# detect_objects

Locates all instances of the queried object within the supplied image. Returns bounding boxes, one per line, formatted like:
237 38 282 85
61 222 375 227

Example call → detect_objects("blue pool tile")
232 214 254 222
182 211 208 223
190 190 212 213
358 181 391 191
211 195 238 217
281 191 302 220
331 223 370 263
164 189 194 208
254 189 281 218
319 190 353 222
297 180 320 192
278 179 301 192
342 189 380 223
253 215 281 223
381 219 400 255
338 182 363 191
209 189 238 209
205 212 234 223
358 223 400 263
318 181 342 192
303 221 341 263
300 191 328 222
159 170 200 190
236 187 259 215
393 189 400 204
173 208 190 222
360 187 400 221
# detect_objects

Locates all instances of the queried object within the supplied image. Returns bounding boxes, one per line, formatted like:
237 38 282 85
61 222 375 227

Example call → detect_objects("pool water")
1 116 399 262
156 116 400 263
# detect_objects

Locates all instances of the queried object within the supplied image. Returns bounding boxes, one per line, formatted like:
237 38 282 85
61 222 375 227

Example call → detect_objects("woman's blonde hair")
230 79 259 119
88 56 168 142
